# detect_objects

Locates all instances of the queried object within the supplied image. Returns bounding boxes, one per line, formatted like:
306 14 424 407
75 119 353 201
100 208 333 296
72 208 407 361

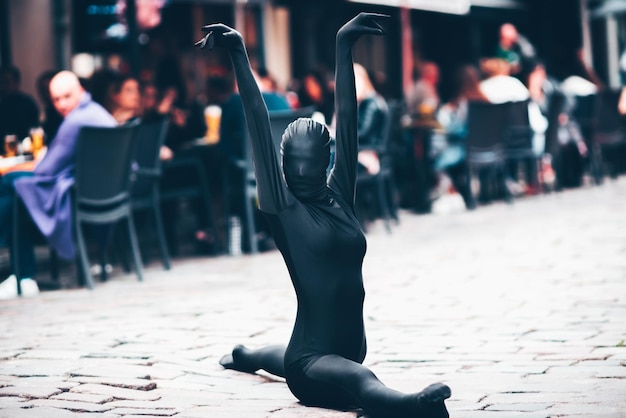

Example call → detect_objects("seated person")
431 65 487 209
0 71 116 290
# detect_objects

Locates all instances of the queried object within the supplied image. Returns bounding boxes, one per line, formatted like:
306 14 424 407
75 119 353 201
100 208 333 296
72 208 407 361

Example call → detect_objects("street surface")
1 179 625 417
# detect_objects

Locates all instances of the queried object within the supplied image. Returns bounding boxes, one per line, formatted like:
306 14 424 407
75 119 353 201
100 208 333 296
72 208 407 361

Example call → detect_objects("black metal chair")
131 117 171 270
503 100 543 192
571 93 599 183
73 123 143 290
465 101 512 204
590 89 625 180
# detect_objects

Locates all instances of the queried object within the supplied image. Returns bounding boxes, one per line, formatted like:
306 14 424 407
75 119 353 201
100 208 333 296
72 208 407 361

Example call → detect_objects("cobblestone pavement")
1 179 625 418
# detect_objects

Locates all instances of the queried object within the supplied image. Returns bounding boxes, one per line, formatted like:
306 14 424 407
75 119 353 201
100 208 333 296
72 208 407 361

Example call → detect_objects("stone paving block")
0 385 63 399
484 402 553 412
594 367 626 378
22 398 114 412
72 363 181 381
70 384 161 401
454 412 549 418
179 405 279 418
546 402 626 416
268 406 358 417
67 376 157 390
51 391 114 404
0 395 29 408
16 349 84 360
0 359 78 377
0 406 120 418
108 407 179 416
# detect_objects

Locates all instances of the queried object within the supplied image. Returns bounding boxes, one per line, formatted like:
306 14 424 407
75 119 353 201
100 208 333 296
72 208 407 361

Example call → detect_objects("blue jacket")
14 92 116 259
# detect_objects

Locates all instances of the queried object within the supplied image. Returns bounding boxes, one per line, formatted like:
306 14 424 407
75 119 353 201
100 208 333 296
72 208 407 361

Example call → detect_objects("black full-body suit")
203 14 450 418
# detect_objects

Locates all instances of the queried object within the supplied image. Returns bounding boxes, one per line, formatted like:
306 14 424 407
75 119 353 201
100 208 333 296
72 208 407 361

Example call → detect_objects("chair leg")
376 175 392 234
113 227 132 273
12 194 22 296
245 189 258 254
49 249 59 282
99 246 108 282
126 215 144 282
500 164 513 204
75 220 95 290
152 201 171 270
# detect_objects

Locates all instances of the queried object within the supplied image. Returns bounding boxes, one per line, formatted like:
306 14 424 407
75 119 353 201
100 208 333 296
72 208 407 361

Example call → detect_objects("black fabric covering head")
281 118 331 204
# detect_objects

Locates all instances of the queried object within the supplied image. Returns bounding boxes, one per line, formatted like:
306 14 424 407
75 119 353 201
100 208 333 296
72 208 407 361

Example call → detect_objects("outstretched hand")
337 12 389 45
195 23 243 50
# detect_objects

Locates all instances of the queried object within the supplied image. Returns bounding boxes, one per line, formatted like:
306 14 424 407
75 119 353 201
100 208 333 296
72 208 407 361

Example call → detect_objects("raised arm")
328 13 387 205
197 24 289 214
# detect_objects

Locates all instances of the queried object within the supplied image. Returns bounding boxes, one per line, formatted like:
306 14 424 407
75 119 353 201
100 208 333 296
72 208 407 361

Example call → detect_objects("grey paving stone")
107 407 179 416
21 398 114 412
51 391 114 404
67 376 157 390
0 406 119 418
0 385 63 399
69 384 161 401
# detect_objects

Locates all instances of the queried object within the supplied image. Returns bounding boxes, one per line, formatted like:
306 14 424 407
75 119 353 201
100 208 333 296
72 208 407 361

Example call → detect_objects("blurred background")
2 0 626 107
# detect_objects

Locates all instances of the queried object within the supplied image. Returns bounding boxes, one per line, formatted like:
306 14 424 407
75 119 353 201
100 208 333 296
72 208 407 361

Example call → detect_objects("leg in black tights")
302 355 450 418
222 347 450 418
220 344 286 377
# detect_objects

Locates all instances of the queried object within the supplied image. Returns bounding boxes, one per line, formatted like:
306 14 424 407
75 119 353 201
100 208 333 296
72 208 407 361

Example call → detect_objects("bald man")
0 71 116 288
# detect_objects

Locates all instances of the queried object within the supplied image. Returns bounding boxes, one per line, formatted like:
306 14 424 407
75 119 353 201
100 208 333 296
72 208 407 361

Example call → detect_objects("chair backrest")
132 117 170 198
75 123 139 206
503 100 533 148
268 106 316 158
545 91 567 155
466 101 510 153
593 89 622 134
572 93 596 132
506 100 530 127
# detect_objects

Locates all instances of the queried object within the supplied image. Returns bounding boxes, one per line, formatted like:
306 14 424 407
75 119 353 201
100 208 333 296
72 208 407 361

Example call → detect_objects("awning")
171 0 268 4
588 0 626 19
347 0 526 15
347 0 471 15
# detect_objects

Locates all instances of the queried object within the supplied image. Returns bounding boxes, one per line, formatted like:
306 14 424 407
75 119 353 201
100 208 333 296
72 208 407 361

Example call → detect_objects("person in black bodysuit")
198 13 451 418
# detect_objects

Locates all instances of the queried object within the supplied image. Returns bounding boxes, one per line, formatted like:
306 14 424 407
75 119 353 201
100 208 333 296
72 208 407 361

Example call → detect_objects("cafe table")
0 155 35 176
400 117 442 214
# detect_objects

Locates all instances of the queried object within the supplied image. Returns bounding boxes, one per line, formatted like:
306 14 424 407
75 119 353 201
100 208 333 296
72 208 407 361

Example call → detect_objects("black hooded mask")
281 118 331 205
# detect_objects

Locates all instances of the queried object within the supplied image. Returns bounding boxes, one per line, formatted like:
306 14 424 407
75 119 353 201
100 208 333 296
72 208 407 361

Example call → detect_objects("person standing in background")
0 66 40 154
495 23 536 80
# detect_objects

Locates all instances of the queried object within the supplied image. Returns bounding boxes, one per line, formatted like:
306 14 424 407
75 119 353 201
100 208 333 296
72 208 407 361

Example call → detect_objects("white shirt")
480 75 548 155
479 75 530 104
